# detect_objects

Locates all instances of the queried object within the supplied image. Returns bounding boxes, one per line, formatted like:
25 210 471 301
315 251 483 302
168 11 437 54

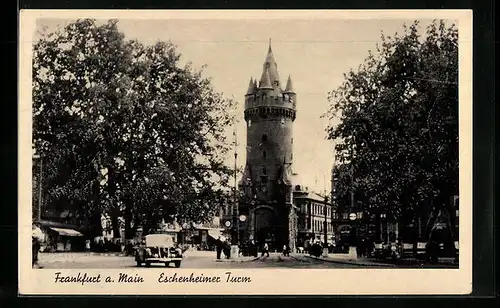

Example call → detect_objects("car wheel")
145 262 151 267
165 262 170 267
136 261 141 267
174 261 181 268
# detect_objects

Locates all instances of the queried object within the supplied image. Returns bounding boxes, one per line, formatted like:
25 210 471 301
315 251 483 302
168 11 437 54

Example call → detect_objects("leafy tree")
33 19 235 237
326 20 458 243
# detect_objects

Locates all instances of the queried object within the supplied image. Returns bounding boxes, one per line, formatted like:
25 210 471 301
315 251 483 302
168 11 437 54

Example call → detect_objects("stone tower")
239 40 298 251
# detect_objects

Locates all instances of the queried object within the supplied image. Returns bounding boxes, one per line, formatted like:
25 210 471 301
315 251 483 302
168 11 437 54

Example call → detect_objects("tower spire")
246 77 255 95
284 75 294 93
259 68 273 89
263 38 280 90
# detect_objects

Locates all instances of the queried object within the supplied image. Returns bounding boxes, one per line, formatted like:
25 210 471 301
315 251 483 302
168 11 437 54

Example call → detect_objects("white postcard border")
18 9 473 295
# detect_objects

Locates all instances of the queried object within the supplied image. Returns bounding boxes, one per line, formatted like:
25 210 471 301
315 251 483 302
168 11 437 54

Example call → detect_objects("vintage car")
135 234 183 267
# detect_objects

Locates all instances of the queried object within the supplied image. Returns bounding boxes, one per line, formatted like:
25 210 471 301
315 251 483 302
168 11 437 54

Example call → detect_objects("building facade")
293 184 355 249
293 186 333 247
238 41 298 251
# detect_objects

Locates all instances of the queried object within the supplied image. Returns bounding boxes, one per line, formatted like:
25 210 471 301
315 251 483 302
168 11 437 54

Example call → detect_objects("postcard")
19 9 472 295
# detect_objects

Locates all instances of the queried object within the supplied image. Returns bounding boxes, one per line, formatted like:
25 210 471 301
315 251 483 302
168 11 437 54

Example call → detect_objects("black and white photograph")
19 10 473 295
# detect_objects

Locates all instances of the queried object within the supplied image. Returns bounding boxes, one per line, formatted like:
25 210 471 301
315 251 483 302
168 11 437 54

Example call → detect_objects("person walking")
262 242 270 257
32 224 44 269
85 239 91 255
216 236 222 260
224 240 231 259
32 236 43 268
250 239 258 257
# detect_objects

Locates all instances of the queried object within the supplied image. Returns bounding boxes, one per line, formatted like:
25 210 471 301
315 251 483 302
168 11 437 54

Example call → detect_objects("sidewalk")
297 253 395 267
40 251 129 257
183 249 261 263
299 253 458 268
214 255 261 263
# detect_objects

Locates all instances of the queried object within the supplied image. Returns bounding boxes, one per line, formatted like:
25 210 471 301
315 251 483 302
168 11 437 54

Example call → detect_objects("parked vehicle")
415 241 427 259
373 242 401 261
135 234 183 268
401 243 414 258
387 242 401 261
425 240 439 263
308 241 323 257
373 242 384 259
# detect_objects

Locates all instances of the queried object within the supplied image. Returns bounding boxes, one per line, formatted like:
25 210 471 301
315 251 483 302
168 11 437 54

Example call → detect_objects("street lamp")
349 212 358 249
322 194 330 257
230 124 239 258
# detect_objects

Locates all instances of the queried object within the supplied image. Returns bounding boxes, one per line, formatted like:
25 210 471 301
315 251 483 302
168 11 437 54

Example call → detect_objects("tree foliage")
326 20 458 236
33 19 235 236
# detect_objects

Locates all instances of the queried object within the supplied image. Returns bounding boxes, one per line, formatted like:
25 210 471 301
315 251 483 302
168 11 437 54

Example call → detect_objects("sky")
35 17 439 194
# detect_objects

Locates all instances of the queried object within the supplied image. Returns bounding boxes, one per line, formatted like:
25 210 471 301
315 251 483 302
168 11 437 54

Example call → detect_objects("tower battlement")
245 89 296 107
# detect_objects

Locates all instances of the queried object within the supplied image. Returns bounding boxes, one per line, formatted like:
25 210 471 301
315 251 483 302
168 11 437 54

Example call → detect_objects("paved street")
38 251 455 269
37 251 365 269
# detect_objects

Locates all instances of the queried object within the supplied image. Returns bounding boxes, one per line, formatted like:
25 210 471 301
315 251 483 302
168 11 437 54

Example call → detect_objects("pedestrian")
250 239 258 257
360 238 366 258
32 224 44 269
32 236 43 268
216 236 222 260
224 240 231 259
85 239 91 255
262 242 269 257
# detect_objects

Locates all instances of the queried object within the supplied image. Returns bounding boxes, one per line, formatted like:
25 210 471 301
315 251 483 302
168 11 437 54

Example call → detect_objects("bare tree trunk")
124 203 134 239
106 166 121 239
111 208 121 239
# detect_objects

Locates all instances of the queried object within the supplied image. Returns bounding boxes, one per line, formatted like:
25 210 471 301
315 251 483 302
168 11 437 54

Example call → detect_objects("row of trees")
33 19 235 238
326 20 459 241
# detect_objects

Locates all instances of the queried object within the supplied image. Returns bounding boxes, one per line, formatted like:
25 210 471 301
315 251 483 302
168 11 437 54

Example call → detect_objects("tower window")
262 167 267 175
263 151 266 158
262 134 268 142
281 118 285 125
291 138 293 144
248 119 252 127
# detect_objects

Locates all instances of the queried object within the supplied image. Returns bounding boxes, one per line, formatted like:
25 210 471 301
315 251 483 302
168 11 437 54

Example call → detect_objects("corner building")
239 41 298 252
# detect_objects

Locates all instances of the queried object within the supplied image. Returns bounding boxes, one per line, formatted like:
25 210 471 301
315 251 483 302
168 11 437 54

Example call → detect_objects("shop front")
36 221 85 252
180 227 225 251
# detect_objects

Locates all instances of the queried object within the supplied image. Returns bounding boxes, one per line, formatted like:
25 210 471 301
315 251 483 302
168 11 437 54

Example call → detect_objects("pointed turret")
265 38 275 64
259 68 273 89
262 38 280 88
253 79 258 91
246 77 255 95
284 75 294 93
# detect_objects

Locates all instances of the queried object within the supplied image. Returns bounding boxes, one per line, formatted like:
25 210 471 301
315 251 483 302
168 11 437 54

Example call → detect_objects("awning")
50 227 83 237
207 229 222 239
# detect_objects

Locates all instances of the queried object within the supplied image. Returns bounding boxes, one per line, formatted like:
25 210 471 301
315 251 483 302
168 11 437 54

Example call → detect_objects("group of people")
215 238 278 259
356 237 376 258
215 237 233 259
